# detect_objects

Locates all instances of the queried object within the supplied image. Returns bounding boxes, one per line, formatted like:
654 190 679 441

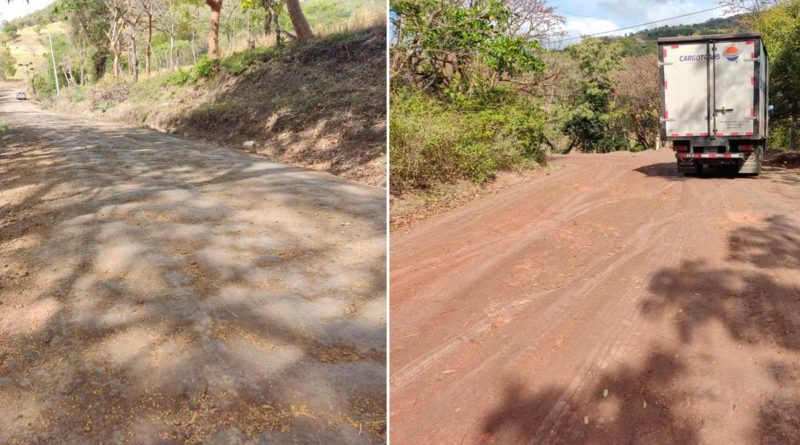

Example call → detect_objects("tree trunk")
130 31 139 82
791 116 798 151
79 45 85 85
112 43 121 77
205 0 223 57
190 32 197 63
146 14 152 75
273 6 282 47
285 0 313 43
169 34 175 70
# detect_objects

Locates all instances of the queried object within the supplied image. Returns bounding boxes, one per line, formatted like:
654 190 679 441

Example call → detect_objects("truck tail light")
739 145 754 152
673 142 689 152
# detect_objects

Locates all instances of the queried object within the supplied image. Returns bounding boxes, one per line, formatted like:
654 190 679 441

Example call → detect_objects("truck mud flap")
739 148 763 175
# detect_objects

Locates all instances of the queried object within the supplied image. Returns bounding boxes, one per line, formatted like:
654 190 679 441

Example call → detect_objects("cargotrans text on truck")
658 33 770 175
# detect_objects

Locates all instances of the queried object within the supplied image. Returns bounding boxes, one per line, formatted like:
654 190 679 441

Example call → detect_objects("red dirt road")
390 150 800 444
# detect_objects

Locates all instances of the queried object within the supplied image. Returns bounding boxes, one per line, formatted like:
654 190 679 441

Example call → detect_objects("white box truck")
658 33 769 175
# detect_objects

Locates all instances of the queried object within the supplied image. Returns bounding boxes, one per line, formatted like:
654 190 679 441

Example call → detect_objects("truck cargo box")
658 33 769 175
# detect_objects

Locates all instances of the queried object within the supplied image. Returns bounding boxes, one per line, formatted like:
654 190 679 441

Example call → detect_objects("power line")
556 5 725 43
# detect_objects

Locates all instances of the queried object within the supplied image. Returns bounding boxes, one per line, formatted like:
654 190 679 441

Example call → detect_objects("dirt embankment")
48 26 387 187
765 150 800 169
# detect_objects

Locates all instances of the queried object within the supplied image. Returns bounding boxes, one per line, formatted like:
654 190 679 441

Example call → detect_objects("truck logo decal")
678 54 719 62
724 45 740 61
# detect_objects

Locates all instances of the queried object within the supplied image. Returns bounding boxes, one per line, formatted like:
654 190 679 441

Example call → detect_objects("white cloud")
545 15 620 47
563 16 621 36
598 0 727 26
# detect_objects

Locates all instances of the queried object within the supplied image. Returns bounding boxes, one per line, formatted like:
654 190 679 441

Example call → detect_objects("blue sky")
552 0 729 41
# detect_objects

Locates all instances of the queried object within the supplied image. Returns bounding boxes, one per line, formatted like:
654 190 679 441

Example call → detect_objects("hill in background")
583 14 748 56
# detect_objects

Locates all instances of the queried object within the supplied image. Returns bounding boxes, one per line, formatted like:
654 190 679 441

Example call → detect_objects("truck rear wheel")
694 162 704 176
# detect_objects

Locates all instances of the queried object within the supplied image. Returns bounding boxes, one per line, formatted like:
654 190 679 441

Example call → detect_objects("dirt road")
0 84 386 444
391 150 800 444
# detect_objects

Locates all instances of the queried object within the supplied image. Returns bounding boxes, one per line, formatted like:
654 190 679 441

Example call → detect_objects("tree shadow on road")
480 350 697 444
479 214 800 444
640 215 800 443
729 215 800 269
0 116 386 444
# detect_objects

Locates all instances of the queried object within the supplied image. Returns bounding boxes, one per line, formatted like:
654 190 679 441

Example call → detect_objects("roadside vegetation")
390 0 800 198
0 34 15 80
389 0 660 196
743 0 800 150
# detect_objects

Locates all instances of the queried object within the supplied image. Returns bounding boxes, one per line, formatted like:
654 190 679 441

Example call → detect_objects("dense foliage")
0 36 16 80
392 0 544 93
390 0 553 193
561 38 626 152
754 0 800 149
392 88 546 191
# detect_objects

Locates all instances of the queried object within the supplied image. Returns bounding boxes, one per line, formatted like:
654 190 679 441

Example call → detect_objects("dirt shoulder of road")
765 149 800 169
391 163 562 232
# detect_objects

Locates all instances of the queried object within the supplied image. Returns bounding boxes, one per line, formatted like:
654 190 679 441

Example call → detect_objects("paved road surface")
391 150 800 444
0 84 386 444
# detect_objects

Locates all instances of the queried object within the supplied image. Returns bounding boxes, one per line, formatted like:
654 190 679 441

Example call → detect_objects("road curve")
0 84 386 444
391 149 800 444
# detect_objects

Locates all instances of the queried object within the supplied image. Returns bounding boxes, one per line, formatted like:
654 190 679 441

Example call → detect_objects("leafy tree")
240 0 313 46
754 0 800 149
391 0 545 94
0 37 16 80
2 22 20 39
54 0 112 80
504 0 564 41
611 54 659 150
562 37 626 152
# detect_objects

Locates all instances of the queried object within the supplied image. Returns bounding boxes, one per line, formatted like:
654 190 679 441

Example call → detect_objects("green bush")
768 121 791 151
192 55 219 81
222 48 270 76
163 56 219 86
390 88 546 193
69 87 87 103
166 68 191 86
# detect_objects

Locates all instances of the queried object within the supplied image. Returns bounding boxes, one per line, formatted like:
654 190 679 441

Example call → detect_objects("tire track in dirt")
393 170 688 392
392 150 800 444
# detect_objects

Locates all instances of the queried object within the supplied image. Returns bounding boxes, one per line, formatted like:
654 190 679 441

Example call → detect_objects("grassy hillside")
51 25 386 185
5 22 66 81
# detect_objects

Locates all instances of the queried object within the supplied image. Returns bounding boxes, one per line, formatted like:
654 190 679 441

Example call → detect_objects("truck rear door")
662 42 710 137
712 40 756 136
